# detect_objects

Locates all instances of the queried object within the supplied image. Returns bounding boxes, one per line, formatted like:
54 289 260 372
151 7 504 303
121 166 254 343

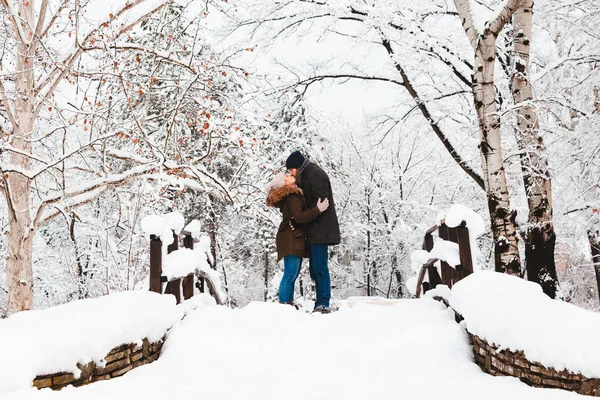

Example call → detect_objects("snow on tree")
0 0 256 315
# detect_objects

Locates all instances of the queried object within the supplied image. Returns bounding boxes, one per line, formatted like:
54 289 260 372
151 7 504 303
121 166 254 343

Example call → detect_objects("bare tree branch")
380 37 486 191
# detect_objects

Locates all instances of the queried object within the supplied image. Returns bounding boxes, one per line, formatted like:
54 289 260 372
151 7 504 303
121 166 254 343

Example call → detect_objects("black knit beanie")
285 150 305 169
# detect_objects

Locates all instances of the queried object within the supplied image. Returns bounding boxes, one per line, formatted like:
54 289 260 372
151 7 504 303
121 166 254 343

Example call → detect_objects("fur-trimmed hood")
266 185 303 208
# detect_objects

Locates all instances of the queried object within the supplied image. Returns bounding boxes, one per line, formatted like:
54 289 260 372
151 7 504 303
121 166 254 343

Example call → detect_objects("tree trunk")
5 3 36 315
473 37 522 276
453 0 523 275
6 213 34 315
589 230 600 304
208 209 217 270
510 0 558 298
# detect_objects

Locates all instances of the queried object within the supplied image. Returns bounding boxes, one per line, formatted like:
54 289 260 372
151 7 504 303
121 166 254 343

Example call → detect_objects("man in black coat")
286 150 340 313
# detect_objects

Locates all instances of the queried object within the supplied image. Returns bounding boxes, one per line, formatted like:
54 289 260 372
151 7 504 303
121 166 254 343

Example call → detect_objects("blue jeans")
279 255 302 303
309 243 330 307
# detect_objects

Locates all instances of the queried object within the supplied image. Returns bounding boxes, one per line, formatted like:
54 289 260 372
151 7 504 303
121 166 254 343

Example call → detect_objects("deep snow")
0 292 182 394
2 296 586 400
451 271 600 378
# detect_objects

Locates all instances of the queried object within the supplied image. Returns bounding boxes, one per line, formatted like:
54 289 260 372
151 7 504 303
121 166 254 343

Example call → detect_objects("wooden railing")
149 227 223 305
415 221 473 297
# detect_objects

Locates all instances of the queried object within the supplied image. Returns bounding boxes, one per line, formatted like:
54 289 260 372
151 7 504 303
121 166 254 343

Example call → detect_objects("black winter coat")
296 161 341 245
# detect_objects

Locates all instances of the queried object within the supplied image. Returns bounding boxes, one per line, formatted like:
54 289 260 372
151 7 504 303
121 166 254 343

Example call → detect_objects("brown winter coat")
266 185 322 261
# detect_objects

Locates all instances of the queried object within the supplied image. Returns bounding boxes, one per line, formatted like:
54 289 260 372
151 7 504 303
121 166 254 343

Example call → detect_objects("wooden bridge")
148 222 224 305
415 221 474 297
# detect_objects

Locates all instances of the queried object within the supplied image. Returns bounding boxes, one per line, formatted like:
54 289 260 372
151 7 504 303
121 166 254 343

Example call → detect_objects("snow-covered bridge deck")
2 294 586 400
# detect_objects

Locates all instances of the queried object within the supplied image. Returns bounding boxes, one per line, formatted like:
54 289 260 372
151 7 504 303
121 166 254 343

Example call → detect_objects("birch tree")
452 0 522 275
0 0 240 314
509 0 558 297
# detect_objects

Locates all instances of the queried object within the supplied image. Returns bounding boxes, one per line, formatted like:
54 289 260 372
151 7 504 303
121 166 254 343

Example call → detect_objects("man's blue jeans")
279 255 302 303
309 243 330 307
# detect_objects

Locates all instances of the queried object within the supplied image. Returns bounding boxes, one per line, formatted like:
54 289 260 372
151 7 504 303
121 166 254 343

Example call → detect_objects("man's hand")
317 197 329 212
289 220 296 231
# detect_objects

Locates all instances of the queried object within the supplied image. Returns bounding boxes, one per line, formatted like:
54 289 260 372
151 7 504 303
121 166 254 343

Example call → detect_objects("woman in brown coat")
266 172 329 304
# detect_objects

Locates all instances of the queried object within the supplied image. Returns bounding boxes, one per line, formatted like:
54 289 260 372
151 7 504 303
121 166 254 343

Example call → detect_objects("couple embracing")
266 151 340 314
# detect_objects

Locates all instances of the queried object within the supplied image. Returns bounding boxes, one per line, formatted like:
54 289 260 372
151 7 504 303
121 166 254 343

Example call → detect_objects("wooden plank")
415 266 428 298
167 232 179 254
197 270 223 305
182 235 193 250
196 278 205 293
456 224 474 279
448 226 459 244
182 234 194 300
149 235 162 294
427 264 443 290
425 225 439 235
165 280 181 304
415 259 439 298
163 231 181 303
438 224 453 288
423 233 434 252
182 275 194 300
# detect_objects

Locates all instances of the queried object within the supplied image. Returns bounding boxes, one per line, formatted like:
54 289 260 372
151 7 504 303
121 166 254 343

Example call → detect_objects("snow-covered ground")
2 295 586 400
451 271 600 378
0 291 182 394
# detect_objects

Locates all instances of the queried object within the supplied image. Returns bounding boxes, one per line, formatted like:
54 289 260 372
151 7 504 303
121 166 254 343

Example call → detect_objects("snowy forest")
0 0 598 317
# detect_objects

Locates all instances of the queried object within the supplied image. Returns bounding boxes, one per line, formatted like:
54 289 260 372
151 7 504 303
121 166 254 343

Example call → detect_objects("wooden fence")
415 221 473 297
149 227 223 305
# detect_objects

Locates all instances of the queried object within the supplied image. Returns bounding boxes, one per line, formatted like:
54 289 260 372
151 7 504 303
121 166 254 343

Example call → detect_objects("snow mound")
0 291 183 393
141 211 185 245
430 239 460 267
437 203 485 238
183 219 203 240
450 271 600 378
162 247 210 280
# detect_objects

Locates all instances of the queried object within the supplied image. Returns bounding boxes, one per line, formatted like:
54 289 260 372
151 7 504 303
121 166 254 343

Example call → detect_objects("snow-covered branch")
452 0 479 49
488 0 522 36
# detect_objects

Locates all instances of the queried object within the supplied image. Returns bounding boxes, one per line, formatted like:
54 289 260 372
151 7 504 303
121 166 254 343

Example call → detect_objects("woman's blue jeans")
279 255 302 303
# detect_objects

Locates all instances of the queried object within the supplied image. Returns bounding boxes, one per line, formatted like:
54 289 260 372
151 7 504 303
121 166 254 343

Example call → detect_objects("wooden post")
149 234 162 294
197 276 205 293
164 232 181 304
447 226 460 283
448 226 459 244
182 233 194 300
167 231 179 253
367 274 371 296
418 225 437 297
423 232 434 252
456 222 474 279
427 264 443 290
438 224 454 288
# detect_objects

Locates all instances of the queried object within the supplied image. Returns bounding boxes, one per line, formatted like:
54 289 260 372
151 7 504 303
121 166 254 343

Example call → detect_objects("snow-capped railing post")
149 235 163 294
414 224 476 297
142 213 225 306
164 232 181 304
456 223 473 279
421 225 443 294
182 232 195 300
438 224 457 287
